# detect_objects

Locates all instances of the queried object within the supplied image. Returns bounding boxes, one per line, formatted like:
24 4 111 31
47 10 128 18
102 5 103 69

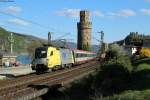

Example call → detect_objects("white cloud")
56 8 80 18
140 8 150 15
1 6 21 14
118 9 136 17
107 12 118 17
8 18 30 26
107 9 136 17
56 8 104 18
91 11 104 17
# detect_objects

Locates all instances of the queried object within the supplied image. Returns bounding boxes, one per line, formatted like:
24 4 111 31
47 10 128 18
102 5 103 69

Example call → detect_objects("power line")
0 24 44 37
0 11 68 34
53 33 71 40
92 36 100 42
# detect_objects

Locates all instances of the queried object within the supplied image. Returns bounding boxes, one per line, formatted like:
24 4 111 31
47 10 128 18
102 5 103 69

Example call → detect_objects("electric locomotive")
31 46 96 73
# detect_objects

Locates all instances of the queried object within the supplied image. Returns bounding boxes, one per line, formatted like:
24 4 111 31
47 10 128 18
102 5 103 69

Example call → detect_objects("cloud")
91 11 104 17
107 9 136 17
56 8 104 18
8 18 30 26
140 8 150 15
107 12 118 17
118 9 136 17
1 6 21 14
56 8 80 18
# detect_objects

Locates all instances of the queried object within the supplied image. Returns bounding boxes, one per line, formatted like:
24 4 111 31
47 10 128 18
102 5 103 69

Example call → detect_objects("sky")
0 0 150 45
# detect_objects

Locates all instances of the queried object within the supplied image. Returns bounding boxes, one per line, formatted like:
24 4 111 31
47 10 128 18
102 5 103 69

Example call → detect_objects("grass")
133 58 150 66
135 63 150 72
102 89 150 100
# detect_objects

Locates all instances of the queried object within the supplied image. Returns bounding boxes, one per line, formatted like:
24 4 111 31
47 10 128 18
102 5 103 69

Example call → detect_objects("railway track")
0 61 99 100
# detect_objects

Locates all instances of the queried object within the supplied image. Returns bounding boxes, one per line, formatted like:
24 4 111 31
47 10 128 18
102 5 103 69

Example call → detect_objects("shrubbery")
90 44 133 97
104 44 133 71
89 44 150 99
106 44 127 59
93 62 131 96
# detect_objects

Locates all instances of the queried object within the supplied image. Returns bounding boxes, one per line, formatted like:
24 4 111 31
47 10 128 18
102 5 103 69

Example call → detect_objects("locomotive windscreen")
35 47 48 58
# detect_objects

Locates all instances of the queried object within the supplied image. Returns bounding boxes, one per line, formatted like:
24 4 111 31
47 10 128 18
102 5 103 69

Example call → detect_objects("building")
114 32 150 55
124 45 138 55
0 51 17 67
77 10 92 51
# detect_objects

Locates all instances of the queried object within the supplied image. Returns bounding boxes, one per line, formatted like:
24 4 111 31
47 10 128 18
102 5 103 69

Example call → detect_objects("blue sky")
0 0 150 44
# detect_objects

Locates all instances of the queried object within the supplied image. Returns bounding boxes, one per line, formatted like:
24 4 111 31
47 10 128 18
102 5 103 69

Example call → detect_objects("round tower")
77 10 92 51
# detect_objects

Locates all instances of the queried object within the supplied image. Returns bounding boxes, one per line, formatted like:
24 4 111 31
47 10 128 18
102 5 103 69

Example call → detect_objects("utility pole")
8 33 14 54
98 31 104 45
0 39 4 50
48 32 52 45
97 31 106 59
98 31 104 51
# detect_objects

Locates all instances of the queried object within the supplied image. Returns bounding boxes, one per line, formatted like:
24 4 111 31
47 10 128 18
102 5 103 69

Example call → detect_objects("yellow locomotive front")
33 46 61 73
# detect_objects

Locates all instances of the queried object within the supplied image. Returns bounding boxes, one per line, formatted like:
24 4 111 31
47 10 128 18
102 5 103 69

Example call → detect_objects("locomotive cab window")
35 47 47 58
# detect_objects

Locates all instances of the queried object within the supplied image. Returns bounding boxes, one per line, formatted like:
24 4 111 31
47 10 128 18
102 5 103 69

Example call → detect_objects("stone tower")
77 10 92 51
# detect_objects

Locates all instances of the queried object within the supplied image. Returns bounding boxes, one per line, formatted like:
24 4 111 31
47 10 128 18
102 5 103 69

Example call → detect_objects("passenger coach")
73 49 96 64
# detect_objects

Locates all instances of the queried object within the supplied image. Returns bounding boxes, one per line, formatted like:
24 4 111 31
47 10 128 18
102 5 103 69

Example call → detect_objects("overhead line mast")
8 33 14 54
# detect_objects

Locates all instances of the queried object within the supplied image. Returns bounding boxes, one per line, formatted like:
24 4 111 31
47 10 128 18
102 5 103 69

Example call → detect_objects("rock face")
77 10 92 51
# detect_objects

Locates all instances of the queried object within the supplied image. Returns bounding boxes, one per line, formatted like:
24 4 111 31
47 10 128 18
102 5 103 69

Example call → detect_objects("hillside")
0 27 99 55
0 27 47 54
51 40 99 53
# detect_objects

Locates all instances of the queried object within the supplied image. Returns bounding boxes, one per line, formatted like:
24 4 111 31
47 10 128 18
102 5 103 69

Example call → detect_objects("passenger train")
31 46 96 73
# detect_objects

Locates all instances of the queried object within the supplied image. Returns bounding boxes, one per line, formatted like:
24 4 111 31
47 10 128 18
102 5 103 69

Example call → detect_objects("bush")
93 62 131 96
104 44 133 71
108 44 127 58
104 55 133 72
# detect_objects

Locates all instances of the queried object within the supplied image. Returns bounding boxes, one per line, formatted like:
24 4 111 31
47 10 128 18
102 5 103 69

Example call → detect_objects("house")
124 45 139 55
0 51 17 67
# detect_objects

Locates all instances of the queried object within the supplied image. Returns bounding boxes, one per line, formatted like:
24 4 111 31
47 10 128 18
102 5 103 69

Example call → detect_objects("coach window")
87 54 89 57
81 54 84 57
85 54 87 57
79 54 82 57
76 54 78 58
89 54 91 57
79 54 81 57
